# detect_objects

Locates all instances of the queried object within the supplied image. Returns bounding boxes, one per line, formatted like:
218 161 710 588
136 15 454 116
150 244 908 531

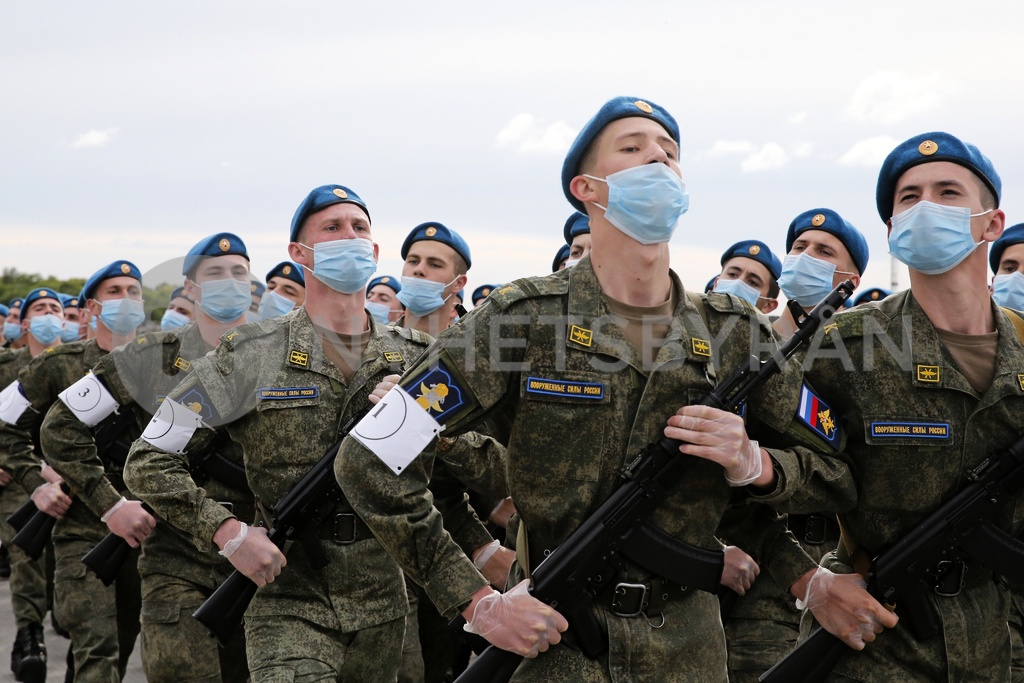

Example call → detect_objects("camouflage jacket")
124 307 473 631
337 257 836 623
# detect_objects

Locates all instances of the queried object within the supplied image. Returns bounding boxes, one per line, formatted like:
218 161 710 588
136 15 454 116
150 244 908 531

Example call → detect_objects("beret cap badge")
634 100 653 114
748 245 760 255
918 140 938 156
120 263 131 274
811 214 826 227
425 227 437 237
219 238 231 252
333 188 348 199
282 265 291 275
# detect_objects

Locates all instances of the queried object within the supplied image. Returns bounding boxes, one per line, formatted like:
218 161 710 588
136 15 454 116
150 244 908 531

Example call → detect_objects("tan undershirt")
605 287 677 368
313 323 371 383
935 327 999 394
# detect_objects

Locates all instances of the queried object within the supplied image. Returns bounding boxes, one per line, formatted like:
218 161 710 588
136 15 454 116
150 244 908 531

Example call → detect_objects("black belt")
596 577 688 618
788 513 840 546
929 559 992 597
316 513 374 545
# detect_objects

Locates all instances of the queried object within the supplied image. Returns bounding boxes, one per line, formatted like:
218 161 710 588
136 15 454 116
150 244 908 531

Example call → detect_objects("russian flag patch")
797 383 840 447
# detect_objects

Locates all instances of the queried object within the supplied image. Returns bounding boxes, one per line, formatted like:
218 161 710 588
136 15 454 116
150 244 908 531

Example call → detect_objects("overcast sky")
3 1 1023 299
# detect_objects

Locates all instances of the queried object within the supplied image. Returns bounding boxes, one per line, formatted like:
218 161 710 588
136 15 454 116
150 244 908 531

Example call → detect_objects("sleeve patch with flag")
797 383 840 448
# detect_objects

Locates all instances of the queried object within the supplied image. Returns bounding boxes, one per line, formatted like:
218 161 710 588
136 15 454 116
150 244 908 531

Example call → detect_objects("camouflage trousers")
245 612 405 682
1009 589 1024 683
140 571 248 683
509 590 728 683
0 483 48 628
54 535 141 683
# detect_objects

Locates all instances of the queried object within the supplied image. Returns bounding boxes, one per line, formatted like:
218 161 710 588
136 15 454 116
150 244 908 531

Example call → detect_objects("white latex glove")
463 580 568 658
796 566 899 650
721 545 760 595
665 405 762 485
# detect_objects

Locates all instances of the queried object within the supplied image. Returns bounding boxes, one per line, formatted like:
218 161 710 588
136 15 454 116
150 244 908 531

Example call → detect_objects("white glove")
796 566 898 650
463 580 568 658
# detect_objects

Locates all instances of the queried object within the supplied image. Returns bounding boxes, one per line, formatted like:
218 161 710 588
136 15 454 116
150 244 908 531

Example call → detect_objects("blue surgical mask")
99 298 146 335
585 163 689 245
198 277 251 323
564 258 582 269
365 301 392 325
29 314 64 345
89 317 97 332
397 276 457 317
300 239 377 294
778 253 853 307
160 309 191 332
992 272 1024 310
257 290 296 320
60 320 80 343
713 277 763 308
4 321 23 342
889 200 991 275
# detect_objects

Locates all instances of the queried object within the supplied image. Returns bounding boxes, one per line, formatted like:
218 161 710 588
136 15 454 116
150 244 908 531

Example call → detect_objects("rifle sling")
618 523 723 594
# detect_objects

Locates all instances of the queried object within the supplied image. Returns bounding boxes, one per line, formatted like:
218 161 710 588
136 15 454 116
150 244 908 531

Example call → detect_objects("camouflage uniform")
0 347 49 633
0 338 143 682
758 290 1024 681
42 323 251 683
337 259 830 682
125 308 489 682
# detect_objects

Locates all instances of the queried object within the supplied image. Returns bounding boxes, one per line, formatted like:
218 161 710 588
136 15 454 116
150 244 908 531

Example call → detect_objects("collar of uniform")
904 291 990 396
285 307 341 381
348 314 405 392
564 255 642 370
978 300 1024 408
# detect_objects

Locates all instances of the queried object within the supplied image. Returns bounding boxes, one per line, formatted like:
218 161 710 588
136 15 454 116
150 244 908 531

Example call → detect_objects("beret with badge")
401 222 472 269
367 275 401 295
290 184 370 242
786 208 869 275
876 131 1001 222
182 232 249 278
8 298 23 311
552 244 571 272
851 287 891 306
82 261 142 301
562 96 680 212
563 212 591 245
720 240 782 281
472 284 499 305
266 261 305 288
989 223 1024 274
21 288 63 315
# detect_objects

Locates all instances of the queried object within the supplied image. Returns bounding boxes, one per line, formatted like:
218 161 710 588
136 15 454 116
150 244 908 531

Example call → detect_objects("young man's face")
403 241 464 291
891 161 998 245
586 117 681 196
996 243 1024 277
789 230 860 290
21 297 63 333
267 276 306 306
289 202 378 275
167 296 195 320
367 285 403 321
569 233 592 260
718 257 777 314
87 276 143 317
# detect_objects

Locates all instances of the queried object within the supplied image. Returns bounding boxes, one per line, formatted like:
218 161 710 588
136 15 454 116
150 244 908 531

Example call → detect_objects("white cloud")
494 114 576 154
788 112 808 124
707 140 755 156
71 127 119 149
792 142 814 158
837 135 900 167
740 143 788 172
847 72 951 125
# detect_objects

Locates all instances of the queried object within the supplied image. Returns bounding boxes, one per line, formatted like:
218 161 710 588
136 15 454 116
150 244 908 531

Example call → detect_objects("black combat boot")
11 623 45 683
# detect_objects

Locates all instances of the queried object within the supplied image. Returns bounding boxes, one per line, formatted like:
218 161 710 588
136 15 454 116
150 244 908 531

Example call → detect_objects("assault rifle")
760 430 1024 683
454 282 855 683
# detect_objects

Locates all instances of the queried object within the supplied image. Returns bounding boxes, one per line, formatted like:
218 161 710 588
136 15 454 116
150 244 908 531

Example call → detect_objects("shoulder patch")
487 275 568 311
219 317 280 350
796 383 841 448
390 325 434 347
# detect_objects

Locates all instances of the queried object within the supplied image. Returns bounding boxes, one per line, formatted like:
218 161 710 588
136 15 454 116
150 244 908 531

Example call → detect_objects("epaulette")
389 325 433 348
40 339 89 357
218 315 282 351
703 290 758 317
488 273 569 311
0 348 17 365
819 305 872 346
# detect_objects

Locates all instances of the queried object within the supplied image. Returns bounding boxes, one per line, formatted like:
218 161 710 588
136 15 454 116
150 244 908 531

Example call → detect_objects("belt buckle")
610 582 648 618
803 514 828 545
333 513 358 545
217 501 234 514
933 560 966 597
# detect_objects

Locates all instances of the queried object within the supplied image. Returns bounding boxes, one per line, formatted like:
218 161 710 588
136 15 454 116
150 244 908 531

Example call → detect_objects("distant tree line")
1 268 179 322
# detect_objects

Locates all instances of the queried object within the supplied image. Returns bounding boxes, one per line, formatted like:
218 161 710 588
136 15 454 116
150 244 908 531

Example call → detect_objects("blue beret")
290 184 370 242
8 298 23 311
704 275 717 293
22 288 64 315
168 287 190 304
401 222 472 269
563 212 591 245
852 287 891 306
786 208 869 275
0 304 7 318
367 275 401 295
454 289 465 301
562 96 680 213
75 288 87 309
552 244 571 272
720 240 782 281
82 261 143 301
876 132 1001 222
472 284 500 304
990 223 1024 273
182 232 249 277
249 280 265 297
266 261 305 287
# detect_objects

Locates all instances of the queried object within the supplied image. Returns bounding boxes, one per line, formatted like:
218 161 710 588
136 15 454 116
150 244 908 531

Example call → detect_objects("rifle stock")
6 497 37 532
11 483 70 560
81 502 155 585
455 282 855 683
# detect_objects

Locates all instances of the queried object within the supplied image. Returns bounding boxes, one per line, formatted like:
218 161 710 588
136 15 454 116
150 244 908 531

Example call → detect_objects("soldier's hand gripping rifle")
454 281 855 683
759 429 1024 683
